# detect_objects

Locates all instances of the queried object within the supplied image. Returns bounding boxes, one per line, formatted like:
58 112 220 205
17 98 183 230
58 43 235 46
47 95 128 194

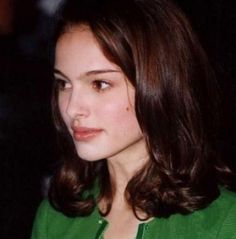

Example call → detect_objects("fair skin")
54 25 149 239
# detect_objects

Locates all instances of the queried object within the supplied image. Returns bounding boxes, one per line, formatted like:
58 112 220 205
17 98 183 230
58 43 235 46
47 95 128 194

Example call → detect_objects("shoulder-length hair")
49 0 235 219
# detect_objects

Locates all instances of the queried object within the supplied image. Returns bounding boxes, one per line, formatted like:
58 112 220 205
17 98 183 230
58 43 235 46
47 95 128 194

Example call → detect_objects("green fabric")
31 188 236 239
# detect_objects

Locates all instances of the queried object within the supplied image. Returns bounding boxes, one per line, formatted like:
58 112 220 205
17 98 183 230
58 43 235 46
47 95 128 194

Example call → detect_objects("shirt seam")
215 202 233 238
45 201 49 239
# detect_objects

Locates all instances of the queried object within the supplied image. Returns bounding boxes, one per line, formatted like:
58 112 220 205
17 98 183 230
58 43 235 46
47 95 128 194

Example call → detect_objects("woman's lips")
71 127 103 141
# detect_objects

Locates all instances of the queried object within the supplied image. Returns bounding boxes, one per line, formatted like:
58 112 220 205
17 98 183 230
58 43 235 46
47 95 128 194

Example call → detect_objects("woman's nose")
66 90 90 119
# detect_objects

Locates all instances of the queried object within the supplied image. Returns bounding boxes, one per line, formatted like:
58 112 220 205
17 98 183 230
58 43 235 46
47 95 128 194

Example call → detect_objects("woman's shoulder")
196 187 236 223
35 199 68 220
189 187 236 238
213 188 236 238
217 187 236 211
146 188 236 239
220 186 236 199
31 199 75 239
31 199 102 239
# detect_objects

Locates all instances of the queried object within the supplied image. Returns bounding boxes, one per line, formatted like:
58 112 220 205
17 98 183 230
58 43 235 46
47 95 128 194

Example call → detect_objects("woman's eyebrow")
53 68 69 79
85 69 120 76
53 68 121 80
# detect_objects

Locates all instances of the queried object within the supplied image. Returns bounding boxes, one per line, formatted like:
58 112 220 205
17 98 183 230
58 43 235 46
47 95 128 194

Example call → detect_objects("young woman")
31 0 236 238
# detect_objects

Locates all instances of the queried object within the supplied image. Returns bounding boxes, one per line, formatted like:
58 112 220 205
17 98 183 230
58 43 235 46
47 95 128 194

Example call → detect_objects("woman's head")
54 0 215 159
50 0 223 218
54 25 145 162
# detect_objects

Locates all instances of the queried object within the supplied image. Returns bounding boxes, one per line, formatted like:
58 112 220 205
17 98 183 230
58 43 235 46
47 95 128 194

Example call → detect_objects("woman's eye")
92 80 110 91
55 79 72 91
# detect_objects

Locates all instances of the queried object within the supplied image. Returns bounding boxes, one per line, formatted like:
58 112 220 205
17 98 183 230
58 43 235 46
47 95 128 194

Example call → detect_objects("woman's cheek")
58 95 69 124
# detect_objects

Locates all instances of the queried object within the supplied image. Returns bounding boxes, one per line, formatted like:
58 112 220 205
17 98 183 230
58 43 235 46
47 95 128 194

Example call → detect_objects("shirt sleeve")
31 200 50 239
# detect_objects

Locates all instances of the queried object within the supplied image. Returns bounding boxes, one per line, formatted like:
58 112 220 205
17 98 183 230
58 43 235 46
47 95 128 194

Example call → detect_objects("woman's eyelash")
54 78 111 91
55 79 71 90
92 80 111 91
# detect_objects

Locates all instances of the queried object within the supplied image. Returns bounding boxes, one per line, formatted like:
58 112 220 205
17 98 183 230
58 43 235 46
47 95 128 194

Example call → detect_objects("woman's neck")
106 138 149 202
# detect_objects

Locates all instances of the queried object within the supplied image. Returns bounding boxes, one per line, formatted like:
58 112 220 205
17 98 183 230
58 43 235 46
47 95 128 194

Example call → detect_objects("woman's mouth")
72 127 103 141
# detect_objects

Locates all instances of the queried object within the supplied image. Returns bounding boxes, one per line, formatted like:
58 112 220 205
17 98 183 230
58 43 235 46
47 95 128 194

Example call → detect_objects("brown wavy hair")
49 0 235 219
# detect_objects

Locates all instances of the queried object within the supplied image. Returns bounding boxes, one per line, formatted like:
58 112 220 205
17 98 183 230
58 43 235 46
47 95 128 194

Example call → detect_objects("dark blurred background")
0 0 60 238
0 0 235 238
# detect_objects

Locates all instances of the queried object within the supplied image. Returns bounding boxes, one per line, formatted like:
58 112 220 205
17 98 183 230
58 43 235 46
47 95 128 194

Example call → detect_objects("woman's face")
54 25 145 162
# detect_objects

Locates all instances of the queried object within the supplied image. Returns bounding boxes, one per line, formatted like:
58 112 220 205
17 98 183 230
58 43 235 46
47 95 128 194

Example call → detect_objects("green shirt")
31 188 236 239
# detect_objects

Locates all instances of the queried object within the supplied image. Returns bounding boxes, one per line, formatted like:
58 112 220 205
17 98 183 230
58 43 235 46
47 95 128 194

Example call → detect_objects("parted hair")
49 0 235 219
